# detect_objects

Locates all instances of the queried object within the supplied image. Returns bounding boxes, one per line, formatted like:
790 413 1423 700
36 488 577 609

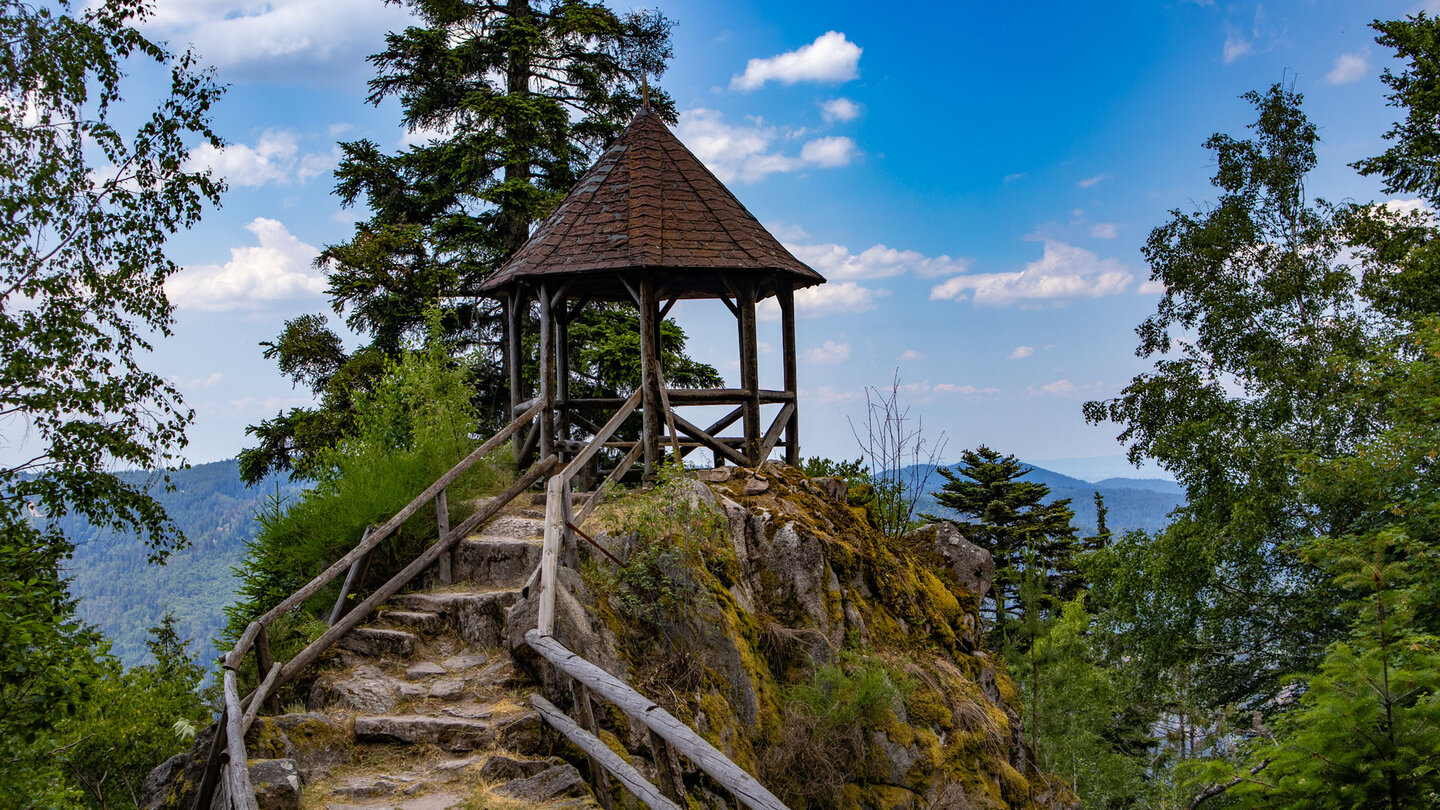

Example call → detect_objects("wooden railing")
194 384 789 810
194 401 552 810
523 393 790 810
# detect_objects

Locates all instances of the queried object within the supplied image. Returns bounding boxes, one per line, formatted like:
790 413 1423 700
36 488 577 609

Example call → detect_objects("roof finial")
640 72 651 112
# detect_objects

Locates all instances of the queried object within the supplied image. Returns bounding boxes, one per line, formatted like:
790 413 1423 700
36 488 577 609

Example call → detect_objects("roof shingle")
478 109 825 299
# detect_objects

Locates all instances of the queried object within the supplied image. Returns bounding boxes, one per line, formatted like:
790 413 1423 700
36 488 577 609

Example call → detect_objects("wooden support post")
254 624 278 714
778 286 799 466
507 290 524 415
570 682 616 810
191 709 226 810
328 528 374 626
436 488 451 586
530 695 680 810
556 298 571 455
737 284 761 466
649 728 687 804
538 283 555 461
638 278 661 479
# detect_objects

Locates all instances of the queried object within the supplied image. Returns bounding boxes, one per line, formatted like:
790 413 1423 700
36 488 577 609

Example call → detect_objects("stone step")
338 627 415 658
353 710 539 752
477 514 544 540
388 590 521 648
378 609 446 635
451 537 541 587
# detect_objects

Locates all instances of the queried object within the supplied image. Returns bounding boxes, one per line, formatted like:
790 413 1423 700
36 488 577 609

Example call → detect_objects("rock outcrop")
147 464 1076 810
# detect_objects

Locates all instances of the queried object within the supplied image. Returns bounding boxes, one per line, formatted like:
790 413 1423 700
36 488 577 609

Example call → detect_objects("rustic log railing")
523 394 791 810
193 401 550 810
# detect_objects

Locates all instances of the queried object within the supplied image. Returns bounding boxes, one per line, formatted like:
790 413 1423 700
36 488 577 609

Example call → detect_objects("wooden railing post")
436 488 451 586
328 528 374 627
571 681 615 810
254 624 277 714
649 728 687 804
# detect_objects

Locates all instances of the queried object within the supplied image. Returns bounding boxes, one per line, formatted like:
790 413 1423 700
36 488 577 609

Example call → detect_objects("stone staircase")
240 511 601 810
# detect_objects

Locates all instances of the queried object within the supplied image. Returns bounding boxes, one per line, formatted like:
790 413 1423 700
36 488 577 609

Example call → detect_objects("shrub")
223 339 512 669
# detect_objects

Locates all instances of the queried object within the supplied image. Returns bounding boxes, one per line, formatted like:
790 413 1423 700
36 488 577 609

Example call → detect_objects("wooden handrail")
223 399 546 669
196 404 548 810
531 695 681 810
525 631 788 810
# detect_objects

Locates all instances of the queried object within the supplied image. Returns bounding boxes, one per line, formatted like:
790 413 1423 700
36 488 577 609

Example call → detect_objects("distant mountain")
907 461 1184 536
54 460 304 667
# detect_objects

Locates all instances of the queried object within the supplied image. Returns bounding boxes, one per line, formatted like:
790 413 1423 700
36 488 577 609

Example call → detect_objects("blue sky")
125 0 1432 481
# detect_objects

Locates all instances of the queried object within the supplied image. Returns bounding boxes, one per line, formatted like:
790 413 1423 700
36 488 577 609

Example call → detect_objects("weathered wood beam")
328 533 373 627
704 406 745 436
537 475 566 637
668 411 750 467
557 298 571 447
436 488 451 586
719 296 739 318
658 296 678 321
223 670 259 810
738 284 761 465
530 695 680 810
524 631 789 810
560 389 643 481
190 709 227 810
758 402 795 464
254 624 276 714
573 440 645 526
568 683 615 810
240 663 280 735
778 286 799 465
507 289 525 416
638 279 661 478
539 282 555 460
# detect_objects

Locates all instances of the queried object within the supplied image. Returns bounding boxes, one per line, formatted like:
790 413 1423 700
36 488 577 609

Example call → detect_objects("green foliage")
782 653 906 733
1084 83 1365 713
1010 598 1154 810
0 0 221 794
799 456 869 487
56 614 210 809
239 0 708 484
765 653 908 809
592 464 733 625
227 339 512 653
927 446 1078 639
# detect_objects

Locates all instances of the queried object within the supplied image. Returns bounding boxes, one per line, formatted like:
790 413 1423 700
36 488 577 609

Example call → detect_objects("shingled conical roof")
478 108 825 301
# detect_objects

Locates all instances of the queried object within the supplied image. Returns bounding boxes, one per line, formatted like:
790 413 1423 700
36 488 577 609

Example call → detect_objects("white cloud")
731 31 862 91
820 97 862 123
1382 198 1432 218
178 372 225 388
677 109 857 183
799 136 858 167
898 349 924 362
787 242 971 280
145 0 412 83
1223 29 1253 63
1090 222 1118 239
804 340 851 364
891 379 997 398
1078 173 1110 188
167 218 325 311
186 130 335 187
1326 50 1369 85
1007 346 1034 360
806 386 861 405
1136 278 1167 295
760 281 885 320
929 240 1133 307
1004 172 1027 184
1027 378 1109 398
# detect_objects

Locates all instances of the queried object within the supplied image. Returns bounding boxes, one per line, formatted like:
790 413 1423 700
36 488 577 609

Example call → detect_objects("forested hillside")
55 461 304 666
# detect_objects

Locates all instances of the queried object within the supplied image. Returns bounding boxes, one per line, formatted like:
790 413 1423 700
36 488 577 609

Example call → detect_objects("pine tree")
926 446 1078 636
240 0 720 483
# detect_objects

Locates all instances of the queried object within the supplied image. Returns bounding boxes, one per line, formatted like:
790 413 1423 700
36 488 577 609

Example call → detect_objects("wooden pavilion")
478 107 826 479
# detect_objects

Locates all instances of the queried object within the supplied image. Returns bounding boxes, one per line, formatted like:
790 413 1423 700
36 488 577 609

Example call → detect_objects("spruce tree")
926 446 1078 636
